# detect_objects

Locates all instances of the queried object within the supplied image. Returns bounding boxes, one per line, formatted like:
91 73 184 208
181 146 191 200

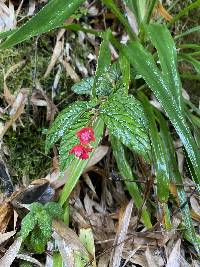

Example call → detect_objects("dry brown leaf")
0 202 13 233
98 254 110 267
190 196 200 221
109 200 133 267
0 1 16 31
44 29 65 78
0 236 22 267
85 145 109 171
31 90 57 122
51 145 109 189
52 219 89 266
124 5 138 34
82 173 97 196
157 2 173 21
52 219 88 256
0 230 16 245
61 59 80 82
145 247 159 267
27 0 36 16
16 253 44 267
0 89 29 140
3 60 26 105
166 239 182 267
52 231 75 267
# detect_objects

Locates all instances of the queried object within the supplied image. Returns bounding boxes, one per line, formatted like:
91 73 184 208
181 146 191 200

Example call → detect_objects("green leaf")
44 202 64 220
175 25 200 40
102 0 137 40
119 54 130 94
29 202 44 213
30 229 47 254
179 53 200 74
92 30 112 97
110 135 152 229
146 24 183 112
59 113 90 171
157 111 200 254
36 210 52 241
100 92 150 160
139 93 169 203
71 77 94 95
0 0 85 49
123 0 146 27
169 0 200 25
122 40 200 186
59 118 104 206
45 100 95 152
20 213 37 241
71 62 122 97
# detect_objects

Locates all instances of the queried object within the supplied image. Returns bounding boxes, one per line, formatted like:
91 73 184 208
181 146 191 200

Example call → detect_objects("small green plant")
20 202 63 254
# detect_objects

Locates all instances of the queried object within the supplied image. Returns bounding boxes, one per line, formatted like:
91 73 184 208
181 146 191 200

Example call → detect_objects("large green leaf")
110 135 152 229
0 0 85 49
100 91 150 160
139 93 169 203
122 40 200 187
157 111 200 254
147 24 183 112
45 100 95 152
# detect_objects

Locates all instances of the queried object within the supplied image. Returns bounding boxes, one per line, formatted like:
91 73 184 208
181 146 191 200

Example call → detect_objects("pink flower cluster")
70 127 95 160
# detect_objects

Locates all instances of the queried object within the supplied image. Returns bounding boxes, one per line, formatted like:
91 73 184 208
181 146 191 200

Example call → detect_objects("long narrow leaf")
110 135 152 229
157 111 200 254
139 93 169 203
122 41 200 187
0 0 85 49
147 24 183 112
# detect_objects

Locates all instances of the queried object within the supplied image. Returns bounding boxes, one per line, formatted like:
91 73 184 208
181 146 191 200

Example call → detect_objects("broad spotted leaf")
100 92 150 160
59 114 90 171
71 62 122 96
71 77 94 95
20 213 37 241
45 100 96 152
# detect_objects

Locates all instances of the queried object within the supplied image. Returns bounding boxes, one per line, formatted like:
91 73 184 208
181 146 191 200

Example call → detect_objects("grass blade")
110 135 152 229
0 0 85 49
139 93 169 203
147 24 183 112
157 111 200 254
122 41 200 187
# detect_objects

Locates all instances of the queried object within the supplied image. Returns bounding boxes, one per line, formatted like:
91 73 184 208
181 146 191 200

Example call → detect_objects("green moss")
5 126 51 182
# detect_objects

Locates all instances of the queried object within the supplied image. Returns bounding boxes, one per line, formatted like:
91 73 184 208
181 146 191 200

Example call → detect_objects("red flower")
70 144 92 159
76 127 95 145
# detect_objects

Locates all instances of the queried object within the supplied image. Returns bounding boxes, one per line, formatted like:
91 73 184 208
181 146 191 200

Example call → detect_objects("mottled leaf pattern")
45 100 96 152
20 213 37 241
71 77 94 95
100 92 150 159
